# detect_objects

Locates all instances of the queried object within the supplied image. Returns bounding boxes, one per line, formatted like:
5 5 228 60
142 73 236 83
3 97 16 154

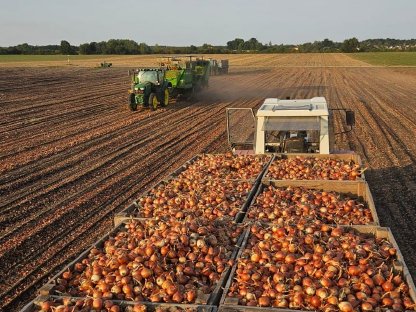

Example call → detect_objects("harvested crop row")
266 156 363 180
247 185 374 225
176 153 270 180
49 218 243 304
137 179 253 220
226 223 414 311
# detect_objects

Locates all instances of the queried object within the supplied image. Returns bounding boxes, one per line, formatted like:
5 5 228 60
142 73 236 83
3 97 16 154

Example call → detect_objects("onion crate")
169 154 273 184
264 153 366 181
115 178 259 226
219 224 416 312
243 180 379 226
38 219 248 307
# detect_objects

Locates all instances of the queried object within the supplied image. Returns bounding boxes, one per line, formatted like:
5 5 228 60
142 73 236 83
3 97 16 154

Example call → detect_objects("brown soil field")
1 54 416 310
0 53 370 68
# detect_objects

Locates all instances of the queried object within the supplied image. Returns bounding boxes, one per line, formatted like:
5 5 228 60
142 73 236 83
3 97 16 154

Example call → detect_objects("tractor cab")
226 97 355 155
130 68 166 96
128 68 171 111
135 69 164 85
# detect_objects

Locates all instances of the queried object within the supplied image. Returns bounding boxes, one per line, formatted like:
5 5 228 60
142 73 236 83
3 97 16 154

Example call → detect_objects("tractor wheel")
129 93 137 111
160 88 169 107
149 93 158 111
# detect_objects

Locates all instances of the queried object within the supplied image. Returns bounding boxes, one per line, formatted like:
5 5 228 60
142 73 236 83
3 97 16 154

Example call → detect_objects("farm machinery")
209 59 229 75
100 61 112 68
128 56 211 111
226 97 355 154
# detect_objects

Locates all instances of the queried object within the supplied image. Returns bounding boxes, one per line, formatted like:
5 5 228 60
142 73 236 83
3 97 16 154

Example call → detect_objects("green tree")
139 42 151 54
188 45 198 53
247 38 262 51
105 39 139 54
153 44 161 54
60 40 74 54
200 43 215 53
16 43 33 54
227 38 244 51
96 41 107 54
341 37 360 53
79 43 91 54
322 39 334 48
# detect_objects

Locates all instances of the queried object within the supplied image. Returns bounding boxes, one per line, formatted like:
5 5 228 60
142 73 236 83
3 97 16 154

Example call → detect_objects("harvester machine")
162 56 211 98
189 56 211 88
100 61 112 68
226 97 355 155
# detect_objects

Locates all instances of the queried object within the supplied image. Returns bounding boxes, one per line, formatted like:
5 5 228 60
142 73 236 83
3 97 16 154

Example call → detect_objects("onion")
338 301 353 312
316 288 329 299
140 268 152 279
382 280 394 292
310 295 321 308
92 298 103 310
258 296 271 307
382 297 394 307
40 301 52 311
172 291 184 303
186 289 196 302
305 286 316 295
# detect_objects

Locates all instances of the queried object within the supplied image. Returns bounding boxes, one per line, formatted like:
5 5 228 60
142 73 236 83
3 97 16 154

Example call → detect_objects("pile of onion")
177 153 270 180
36 297 195 312
137 179 252 220
247 185 373 225
226 223 414 311
266 156 364 180
52 217 243 304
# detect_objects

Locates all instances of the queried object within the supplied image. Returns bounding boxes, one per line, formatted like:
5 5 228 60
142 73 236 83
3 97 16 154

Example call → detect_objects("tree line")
1 38 415 55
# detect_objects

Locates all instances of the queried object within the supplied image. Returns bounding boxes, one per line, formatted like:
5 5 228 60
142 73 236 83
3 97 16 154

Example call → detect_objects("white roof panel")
257 97 329 117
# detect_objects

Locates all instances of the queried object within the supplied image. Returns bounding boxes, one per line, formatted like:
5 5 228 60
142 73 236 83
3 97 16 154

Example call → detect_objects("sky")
0 0 415 47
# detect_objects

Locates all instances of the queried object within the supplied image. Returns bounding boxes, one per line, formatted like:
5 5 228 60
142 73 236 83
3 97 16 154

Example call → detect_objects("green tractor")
128 56 211 111
128 68 171 111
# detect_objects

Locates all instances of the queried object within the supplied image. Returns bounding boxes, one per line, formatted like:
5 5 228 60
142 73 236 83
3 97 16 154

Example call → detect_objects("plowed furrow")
0 102 226 241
